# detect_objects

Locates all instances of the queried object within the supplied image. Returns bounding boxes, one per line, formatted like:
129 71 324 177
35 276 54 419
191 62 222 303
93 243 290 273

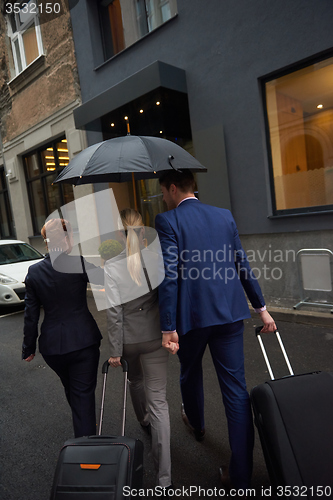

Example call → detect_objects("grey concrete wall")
241 229 333 305
68 0 333 238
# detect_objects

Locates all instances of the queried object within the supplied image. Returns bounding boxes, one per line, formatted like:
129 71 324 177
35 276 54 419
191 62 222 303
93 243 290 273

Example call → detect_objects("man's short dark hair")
159 170 196 193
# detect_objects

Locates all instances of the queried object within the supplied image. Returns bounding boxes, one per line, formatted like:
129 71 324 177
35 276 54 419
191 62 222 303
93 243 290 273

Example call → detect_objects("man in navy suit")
155 170 276 490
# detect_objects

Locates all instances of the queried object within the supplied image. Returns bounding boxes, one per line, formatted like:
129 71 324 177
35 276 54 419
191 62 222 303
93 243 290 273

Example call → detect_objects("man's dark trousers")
178 321 254 490
43 344 100 438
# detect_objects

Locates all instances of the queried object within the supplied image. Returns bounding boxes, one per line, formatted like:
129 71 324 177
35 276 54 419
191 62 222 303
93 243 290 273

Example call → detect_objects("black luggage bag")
250 327 333 497
50 359 144 499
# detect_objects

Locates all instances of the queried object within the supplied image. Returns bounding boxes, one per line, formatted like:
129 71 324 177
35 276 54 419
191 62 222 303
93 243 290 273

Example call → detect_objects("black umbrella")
54 135 206 186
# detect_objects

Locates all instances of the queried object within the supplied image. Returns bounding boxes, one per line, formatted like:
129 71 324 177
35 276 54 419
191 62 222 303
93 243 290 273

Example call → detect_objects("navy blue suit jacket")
22 253 103 358
155 199 265 336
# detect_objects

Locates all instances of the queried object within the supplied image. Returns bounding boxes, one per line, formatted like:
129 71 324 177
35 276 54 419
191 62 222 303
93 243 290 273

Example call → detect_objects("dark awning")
74 61 187 129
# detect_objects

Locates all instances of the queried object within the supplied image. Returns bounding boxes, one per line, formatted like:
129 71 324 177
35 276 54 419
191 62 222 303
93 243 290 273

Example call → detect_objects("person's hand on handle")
162 332 179 354
108 356 122 367
259 310 277 333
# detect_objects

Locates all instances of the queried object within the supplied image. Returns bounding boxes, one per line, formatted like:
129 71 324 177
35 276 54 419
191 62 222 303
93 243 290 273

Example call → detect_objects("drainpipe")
0 119 16 239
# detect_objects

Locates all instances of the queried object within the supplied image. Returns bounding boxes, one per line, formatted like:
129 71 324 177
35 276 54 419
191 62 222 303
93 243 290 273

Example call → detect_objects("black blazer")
22 253 103 359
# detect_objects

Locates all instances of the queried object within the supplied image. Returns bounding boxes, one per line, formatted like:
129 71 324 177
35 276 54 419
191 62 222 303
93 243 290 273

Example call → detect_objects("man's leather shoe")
219 465 232 490
181 404 205 441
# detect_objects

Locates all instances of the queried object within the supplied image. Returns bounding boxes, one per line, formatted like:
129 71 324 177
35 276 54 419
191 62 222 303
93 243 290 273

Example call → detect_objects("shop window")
264 55 333 215
99 0 177 60
24 138 74 235
6 0 44 76
0 167 14 238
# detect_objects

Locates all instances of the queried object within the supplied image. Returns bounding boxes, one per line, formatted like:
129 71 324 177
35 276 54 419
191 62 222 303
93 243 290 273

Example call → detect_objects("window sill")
7 55 47 95
28 234 43 239
268 208 333 219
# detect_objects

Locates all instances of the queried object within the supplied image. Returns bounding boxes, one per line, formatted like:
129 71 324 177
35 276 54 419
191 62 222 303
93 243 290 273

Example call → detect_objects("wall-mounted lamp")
124 116 130 134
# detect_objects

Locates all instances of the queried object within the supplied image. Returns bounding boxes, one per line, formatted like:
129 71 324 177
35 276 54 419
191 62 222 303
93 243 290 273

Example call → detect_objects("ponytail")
120 209 144 286
125 227 142 286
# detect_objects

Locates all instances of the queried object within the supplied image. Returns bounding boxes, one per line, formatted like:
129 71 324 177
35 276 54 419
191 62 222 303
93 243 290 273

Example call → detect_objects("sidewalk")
89 288 333 327
251 299 333 327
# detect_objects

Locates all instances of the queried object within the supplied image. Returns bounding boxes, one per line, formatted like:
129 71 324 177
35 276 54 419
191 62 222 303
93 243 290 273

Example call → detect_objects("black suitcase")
50 358 144 499
251 327 333 497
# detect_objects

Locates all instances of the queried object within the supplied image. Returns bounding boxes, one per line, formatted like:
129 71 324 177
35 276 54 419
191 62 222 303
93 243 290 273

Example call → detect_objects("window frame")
7 1 44 77
97 0 177 62
261 51 333 218
23 137 73 236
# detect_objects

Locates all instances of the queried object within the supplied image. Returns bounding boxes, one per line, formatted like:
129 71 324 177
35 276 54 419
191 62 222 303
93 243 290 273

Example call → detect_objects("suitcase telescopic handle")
255 326 294 380
102 358 128 374
98 357 128 436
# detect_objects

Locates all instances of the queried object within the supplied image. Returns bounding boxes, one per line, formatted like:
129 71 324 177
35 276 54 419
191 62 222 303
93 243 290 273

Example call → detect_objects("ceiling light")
111 123 115 127
160 130 163 134
317 104 324 109
124 116 128 120
140 109 144 113
156 101 160 106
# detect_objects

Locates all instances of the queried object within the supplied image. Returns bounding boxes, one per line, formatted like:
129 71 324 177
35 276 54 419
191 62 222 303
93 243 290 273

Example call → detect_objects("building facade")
66 0 333 305
0 0 88 253
1 0 331 305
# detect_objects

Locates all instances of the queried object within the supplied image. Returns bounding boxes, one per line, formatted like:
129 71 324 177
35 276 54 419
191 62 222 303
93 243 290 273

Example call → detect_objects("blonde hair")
120 208 144 286
41 218 73 254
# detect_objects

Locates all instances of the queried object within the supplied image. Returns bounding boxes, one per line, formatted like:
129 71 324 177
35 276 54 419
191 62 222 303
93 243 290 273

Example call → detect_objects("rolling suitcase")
250 327 333 497
50 358 144 499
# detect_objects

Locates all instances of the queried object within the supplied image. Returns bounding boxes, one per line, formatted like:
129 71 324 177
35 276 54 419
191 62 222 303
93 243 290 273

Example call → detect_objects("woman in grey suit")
105 208 176 489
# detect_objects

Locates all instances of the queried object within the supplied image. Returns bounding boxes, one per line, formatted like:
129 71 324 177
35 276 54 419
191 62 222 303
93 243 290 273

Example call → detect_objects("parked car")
0 240 44 306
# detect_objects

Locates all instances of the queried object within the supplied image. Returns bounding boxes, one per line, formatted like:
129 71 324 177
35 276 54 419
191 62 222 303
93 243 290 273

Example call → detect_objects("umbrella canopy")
54 135 206 185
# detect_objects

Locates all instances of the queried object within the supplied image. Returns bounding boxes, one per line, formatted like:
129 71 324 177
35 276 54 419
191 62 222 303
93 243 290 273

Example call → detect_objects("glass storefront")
264 56 333 214
101 87 196 226
24 138 74 234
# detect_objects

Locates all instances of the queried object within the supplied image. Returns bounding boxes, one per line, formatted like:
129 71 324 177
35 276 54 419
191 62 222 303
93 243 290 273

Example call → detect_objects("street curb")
251 307 333 328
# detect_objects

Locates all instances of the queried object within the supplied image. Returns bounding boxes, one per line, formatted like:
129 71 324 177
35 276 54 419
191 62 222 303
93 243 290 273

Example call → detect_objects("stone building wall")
0 0 81 143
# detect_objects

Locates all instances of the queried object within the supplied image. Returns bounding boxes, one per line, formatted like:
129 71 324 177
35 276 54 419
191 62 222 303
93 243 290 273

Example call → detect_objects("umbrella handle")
168 155 181 172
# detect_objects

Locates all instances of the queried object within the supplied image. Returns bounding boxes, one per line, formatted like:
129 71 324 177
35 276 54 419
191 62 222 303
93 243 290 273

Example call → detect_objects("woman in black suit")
22 218 103 438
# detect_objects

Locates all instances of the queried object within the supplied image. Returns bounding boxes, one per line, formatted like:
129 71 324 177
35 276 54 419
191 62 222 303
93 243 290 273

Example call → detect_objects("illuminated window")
7 1 44 76
264 56 333 214
24 138 74 234
99 0 177 59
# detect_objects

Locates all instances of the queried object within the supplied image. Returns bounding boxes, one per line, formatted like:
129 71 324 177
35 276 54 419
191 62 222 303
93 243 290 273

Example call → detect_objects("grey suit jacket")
104 249 161 357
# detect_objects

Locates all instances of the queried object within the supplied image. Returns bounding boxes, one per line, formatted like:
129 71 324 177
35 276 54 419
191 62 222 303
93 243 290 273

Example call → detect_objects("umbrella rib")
137 137 154 170
78 142 105 178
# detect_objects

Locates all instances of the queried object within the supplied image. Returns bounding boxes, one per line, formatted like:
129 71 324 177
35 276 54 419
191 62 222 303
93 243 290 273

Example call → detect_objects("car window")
0 244 43 265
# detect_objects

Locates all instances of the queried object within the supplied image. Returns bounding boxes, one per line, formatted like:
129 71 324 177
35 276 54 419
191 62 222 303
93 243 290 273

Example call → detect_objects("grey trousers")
123 338 171 487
